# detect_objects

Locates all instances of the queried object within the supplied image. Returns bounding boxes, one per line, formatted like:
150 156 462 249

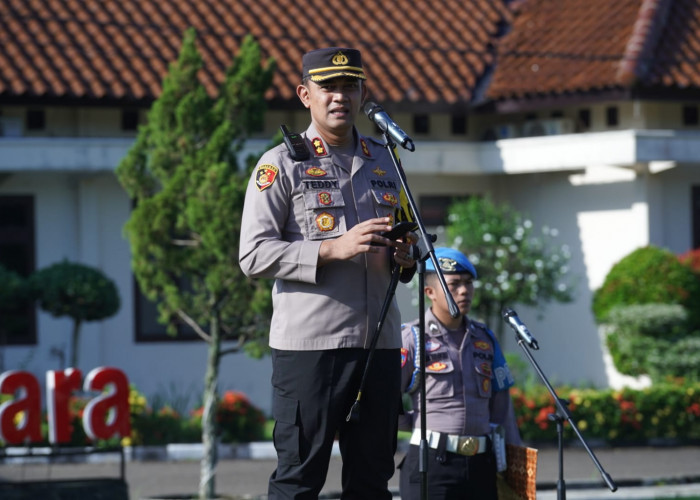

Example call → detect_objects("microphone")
363 101 415 151
502 308 540 350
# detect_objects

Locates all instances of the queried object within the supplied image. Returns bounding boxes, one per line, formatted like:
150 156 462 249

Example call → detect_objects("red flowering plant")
679 247 700 273
191 390 266 444
511 380 700 445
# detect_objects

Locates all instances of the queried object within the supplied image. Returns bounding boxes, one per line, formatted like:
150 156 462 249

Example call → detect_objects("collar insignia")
312 137 328 157
360 138 371 157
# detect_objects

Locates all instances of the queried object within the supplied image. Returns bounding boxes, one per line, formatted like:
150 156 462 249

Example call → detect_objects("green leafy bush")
603 304 700 382
646 336 700 383
592 246 700 328
607 304 688 340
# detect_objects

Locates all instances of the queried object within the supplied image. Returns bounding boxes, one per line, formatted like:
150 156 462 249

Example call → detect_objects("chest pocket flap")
303 184 346 240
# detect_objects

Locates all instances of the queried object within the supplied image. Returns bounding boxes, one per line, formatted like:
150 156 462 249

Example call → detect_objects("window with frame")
134 279 200 342
0 195 36 345
419 195 470 226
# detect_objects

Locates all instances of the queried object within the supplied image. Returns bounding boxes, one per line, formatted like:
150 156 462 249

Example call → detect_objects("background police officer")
239 47 416 499
399 247 521 500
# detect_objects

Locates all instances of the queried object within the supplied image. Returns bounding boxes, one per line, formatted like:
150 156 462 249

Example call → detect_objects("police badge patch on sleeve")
256 164 279 191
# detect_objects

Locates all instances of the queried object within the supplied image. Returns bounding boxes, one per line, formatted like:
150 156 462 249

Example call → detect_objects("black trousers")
399 444 498 500
268 348 401 500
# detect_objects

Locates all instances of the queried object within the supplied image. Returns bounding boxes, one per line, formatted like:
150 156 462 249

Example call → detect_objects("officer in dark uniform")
399 247 521 500
239 47 417 499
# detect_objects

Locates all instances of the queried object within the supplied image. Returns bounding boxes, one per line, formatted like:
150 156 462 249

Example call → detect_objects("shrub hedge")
3 382 699 448
511 379 700 445
603 303 700 382
592 246 700 329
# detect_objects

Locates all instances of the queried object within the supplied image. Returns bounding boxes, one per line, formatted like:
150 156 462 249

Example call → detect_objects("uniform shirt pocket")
370 187 401 219
425 353 455 400
303 187 346 240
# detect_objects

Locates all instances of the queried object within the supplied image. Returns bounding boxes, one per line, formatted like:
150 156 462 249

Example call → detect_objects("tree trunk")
71 319 82 368
199 313 221 499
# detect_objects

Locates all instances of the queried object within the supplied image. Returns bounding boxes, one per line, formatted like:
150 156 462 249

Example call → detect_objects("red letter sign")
0 371 42 444
46 368 83 444
82 367 131 440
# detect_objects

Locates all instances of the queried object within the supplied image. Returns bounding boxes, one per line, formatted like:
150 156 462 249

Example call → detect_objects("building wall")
3 103 700 413
0 171 273 413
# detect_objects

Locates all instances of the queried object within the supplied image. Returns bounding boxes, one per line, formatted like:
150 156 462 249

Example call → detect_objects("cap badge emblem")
332 52 349 65
438 257 457 272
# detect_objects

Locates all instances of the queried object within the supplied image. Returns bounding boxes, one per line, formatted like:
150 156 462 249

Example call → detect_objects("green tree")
30 260 120 368
115 28 275 500
445 196 575 338
592 245 700 328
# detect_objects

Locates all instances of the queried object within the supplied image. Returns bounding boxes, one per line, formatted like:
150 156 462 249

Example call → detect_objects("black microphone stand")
377 131 460 500
511 328 617 499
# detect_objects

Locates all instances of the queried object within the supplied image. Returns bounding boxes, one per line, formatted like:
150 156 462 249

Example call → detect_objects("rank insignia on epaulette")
479 362 492 377
360 138 371 157
255 164 279 192
315 212 335 231
306 166 327 177
312 137 328 156
482 379 491 393
318 192 332 205
372 166 386 176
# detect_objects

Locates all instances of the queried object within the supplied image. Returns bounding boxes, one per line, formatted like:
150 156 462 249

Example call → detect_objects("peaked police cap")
302 47 366 82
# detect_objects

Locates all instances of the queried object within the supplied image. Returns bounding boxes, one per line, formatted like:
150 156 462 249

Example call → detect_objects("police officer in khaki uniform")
399 248 521 500
239 47 417 499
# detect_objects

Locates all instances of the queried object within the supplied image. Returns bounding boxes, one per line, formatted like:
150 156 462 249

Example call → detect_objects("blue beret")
426 247 477 278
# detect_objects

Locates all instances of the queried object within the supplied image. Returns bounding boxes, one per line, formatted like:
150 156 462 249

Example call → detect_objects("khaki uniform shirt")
239 123 406 351
401 309 522 444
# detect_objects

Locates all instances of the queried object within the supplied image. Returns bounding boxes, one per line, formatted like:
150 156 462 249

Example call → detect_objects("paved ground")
2 444 700 499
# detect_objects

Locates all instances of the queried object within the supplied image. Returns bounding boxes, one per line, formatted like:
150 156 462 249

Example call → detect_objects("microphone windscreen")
363 101 379 117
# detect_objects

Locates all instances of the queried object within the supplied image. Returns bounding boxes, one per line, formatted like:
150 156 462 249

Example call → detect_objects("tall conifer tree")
117 28 275 498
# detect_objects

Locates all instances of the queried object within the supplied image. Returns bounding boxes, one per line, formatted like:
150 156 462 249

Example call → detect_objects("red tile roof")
0 0 512 106
2 0 700 107
487 0 700 101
